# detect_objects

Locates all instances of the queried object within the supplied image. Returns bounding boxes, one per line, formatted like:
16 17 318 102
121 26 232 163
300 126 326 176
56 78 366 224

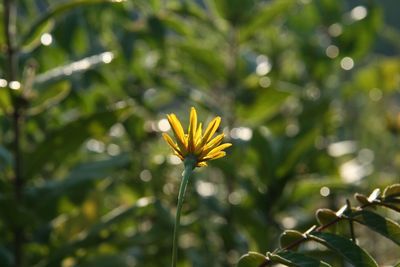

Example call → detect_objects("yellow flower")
163 107 232 167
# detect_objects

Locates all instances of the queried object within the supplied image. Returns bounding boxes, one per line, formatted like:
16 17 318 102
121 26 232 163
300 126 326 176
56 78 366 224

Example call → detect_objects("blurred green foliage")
0 0 400 266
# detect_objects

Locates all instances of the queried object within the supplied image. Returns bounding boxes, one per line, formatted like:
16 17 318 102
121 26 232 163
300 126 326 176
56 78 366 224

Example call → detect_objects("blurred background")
1 0 400 266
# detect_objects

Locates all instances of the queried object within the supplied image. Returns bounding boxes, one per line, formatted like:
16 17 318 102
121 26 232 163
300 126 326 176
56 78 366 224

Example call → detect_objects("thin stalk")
4 1 23 267
171 157 196 267
4 0 18 79
346 199 356 243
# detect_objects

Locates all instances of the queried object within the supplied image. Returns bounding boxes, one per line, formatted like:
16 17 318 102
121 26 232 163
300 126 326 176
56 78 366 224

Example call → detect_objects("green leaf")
24 105 130 179
21 0 125 46
308 232 378 267
383 184 400 198
212 0 257 26
237 88 290 125
27 81 70 116
176 42 226 86
350 210 400 246
316 209 339 226
0 87 12 115
45 197 155 267
316 209 339 224
33 52 115 86
280 230 305 250
251 129 277 180
21 19 54 53
25 154 130 219
277 127 319 177
237 252 267 267
240 0 296 41
367 188 381 202
354 193 371 206
269 251 331 267
351 58 400 93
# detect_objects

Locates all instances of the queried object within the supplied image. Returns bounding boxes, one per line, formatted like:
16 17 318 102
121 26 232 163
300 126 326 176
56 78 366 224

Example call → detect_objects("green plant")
238 184 400 266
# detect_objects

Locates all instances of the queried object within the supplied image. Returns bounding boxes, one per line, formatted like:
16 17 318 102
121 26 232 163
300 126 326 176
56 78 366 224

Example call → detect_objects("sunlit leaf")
280 230 304 250
308 232 378 267
350 210 400 246
367 188 381 202
33 52 114 86
269 251 331 267
383 184 400 199
237 252 267 267
316 209 339 226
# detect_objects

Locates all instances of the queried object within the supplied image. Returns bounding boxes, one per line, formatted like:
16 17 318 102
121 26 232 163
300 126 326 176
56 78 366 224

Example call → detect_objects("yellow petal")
196 161 208 167
162 133 183 157
202 151 226 161
201 143 231 160
174 151 184 161
210 151 226 160
205 133 225 149
195 123 202 145
198 116 221 149
167 114 187 153
196 133 224 155
188 107 197 152
199 136 228 157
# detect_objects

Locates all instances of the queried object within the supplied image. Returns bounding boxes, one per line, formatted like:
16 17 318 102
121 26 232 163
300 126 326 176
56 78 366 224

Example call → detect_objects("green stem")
171 157 196 267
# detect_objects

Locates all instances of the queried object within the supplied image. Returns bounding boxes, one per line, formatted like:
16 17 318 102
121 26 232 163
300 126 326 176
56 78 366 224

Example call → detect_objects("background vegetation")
1 0 400 266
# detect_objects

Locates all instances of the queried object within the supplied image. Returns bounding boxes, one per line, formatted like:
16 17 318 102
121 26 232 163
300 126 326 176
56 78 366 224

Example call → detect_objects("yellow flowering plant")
163 107 231 267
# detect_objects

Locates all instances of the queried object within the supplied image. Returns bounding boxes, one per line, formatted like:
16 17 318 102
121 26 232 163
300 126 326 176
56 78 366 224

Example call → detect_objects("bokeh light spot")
351 6 367 21
40 33 53 46
9 81 21 90
340 57 354 70
325 45 339 59
0 79 7 87
320 186 330 197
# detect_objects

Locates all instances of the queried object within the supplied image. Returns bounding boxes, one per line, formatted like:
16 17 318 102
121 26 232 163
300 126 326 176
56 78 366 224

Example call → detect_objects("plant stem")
4 1 23 267
346 199 356 242
171 157 196 267
4 0 18 80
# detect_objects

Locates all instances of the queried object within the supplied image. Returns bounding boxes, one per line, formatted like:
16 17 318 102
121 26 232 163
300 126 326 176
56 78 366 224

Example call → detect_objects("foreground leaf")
308 232 378 267
237 252 267 267
269 251 331 267
351 210 400 246
383 184 400 199
280 230 305 250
